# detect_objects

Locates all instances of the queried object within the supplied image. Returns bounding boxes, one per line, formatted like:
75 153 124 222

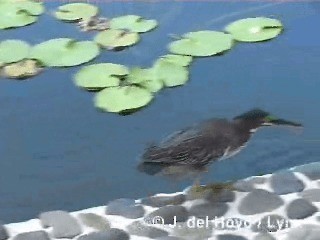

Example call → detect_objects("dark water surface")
1 1 320 222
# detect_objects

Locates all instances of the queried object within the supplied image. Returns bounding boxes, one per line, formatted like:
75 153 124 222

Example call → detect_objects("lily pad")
74 63 129 91
3 59 41 79
168 31 233 57
30 38 100 67
0 0 44 29
153 59 189 87
225 17 283 42
109 15 157 33
94 29 139 49
160 54 192 67
127 67 163 93
0 40 30 64
94 86 153 113
55 3 98 22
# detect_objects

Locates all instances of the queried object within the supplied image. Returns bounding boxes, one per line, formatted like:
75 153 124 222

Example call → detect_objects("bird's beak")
269 118 303 127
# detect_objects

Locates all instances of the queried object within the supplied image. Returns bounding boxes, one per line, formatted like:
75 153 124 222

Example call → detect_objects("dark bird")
138 109 302 178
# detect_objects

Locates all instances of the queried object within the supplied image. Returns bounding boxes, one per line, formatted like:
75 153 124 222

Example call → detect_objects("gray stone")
300 189 320 202
254 233 276 240
248 176 266 184
78 213 110 231
39 210 82 238
189 201 228 219
0 225 8 240
106 198 145 219
295 162 320 180
286 224 320 240
172 222 213 240
233 180 255 192
270 171 304 195
78 229 129 240
212 218 250 230
238 189 284 215
141 194 186 207
251 214 290 232
127 221 168 238
217 234 247 240
13 231 50 240
144 205 189 225
286 198 317 219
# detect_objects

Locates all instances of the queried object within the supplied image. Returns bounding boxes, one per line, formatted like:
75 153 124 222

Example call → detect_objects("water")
0 1 320 222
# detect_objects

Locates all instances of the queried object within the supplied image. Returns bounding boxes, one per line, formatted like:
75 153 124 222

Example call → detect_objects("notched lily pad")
94 86 154 113
55 3 98 21
160 54 192 67
30 38 100 67
225 17 283 42
169 31 233 57
3 59 42 79
94 29 140 49
109 15 157 33
127 67 163 93
0 40 30 64
153 59 189 87
0 0 44 29
74 63 129 91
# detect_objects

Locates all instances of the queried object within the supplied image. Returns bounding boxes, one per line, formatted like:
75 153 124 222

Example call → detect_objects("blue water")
0 1 320 222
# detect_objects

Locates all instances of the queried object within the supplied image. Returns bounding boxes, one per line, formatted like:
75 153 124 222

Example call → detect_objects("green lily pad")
225 17 283 42
55 3 98 21
74 63 129 91
109 15 157 33
94 86 153 113
168 31 233 57
0 40 30 64
0 0 44 29
3 59 41 79
127 67 163 93
153 59 189 87
159 54 192 67
94 29 139 49
30 38 100 67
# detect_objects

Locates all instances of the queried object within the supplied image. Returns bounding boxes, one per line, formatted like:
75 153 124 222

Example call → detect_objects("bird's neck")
233 119 262 133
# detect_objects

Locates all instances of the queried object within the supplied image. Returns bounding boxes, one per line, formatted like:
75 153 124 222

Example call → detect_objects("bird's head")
234 109 302 130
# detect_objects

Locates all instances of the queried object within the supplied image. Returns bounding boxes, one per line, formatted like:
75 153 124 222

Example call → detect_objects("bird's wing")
142 127 227 165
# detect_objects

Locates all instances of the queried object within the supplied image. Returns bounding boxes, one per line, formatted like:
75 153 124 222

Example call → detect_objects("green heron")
138 109 302 177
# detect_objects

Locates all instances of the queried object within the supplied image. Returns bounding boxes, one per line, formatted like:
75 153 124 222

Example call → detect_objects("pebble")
78 229 130 240
141 194 186 207
300 189 320 202
295 162 320 180
254 233 276 240
13 231 50 240
286 224 320 240
286 198 317 219
217 234 248 240
270 171 304 194
78 213 110 231
39 210 82 238
251 214 290 232
127 221 168 238
238 189 284 215
0 225 8 240
106 198 145 219
188 201 228 219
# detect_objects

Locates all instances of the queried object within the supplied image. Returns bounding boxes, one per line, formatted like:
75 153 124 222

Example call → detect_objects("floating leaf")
74 63 129 91
3 59 41 79
94 29 139 49
153 59 189 87
0 0 44 29
160 54 192 67
55 3 98 21
94 86 153 113
168 31 233 57
109 15 157 33
0 40 30 64
225 17 283 42
30 38 100 67
127 67 163 93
